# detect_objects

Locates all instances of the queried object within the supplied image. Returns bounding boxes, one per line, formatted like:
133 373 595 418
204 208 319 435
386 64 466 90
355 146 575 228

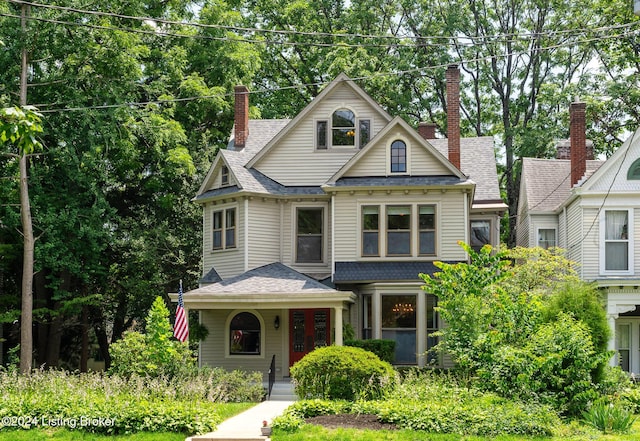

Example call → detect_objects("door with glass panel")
617 323 631 372
289 309 330 368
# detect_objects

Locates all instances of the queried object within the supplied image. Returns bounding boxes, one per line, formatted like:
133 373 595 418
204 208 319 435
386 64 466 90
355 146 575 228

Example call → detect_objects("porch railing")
267 354 276 399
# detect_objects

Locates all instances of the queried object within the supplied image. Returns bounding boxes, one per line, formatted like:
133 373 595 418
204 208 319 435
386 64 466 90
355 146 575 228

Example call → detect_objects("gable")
246 75 392 186
330 117 463 183
197 154 237 196
582 128 640 192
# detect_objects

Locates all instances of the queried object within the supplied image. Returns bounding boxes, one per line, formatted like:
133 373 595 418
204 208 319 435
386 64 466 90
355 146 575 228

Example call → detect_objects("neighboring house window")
603 210 630 271
229 312 260 355
221 165 229 186
362 295 372 339
470 220 491 252
332 109 356 146
627 158 640 180
387 206 411 256
537 228 556 249
419 206 436 255
297 207 323 263
362 206 380 256
617 323 631 372
316 120 327 150
213 207 236 250
382 295 416 364
390 140 407 173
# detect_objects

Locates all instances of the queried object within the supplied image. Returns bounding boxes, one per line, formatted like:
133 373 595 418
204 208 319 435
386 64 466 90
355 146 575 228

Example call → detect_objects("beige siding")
254 83 386 185
635 208 640 276
332 190 467 261
200 309 287 380
247 199 281 268
202 201 245 280
564 201 583 268
579 207 600 280
345 131 451 177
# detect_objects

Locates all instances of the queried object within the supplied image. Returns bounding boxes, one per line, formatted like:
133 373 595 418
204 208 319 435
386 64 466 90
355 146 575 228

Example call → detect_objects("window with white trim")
537 228 556 249
471 220 491 252
221 165 229 186
601 209 633 273
213 207 236 250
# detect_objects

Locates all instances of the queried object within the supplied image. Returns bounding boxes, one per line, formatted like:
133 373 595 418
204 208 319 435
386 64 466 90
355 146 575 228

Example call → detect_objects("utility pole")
18 3 34 374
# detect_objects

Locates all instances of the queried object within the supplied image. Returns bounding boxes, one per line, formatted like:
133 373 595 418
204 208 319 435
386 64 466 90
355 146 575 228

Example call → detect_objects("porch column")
334 306 343 346
607 313 617 367
372 291 381 339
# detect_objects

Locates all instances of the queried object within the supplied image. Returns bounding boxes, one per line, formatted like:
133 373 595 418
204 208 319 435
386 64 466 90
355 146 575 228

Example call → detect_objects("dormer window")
221 165 229 186
391 140 407 173
316 109 370 150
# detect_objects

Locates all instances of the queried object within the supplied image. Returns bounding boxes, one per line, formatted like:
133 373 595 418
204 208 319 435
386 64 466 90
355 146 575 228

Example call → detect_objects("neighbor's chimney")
446 65 461 169
418 122 437 140
570 101 587 186
234 85 249 150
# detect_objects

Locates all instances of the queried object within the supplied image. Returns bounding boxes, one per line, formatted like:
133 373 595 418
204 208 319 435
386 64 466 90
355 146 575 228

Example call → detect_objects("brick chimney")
234 85 249 150
446 65 461 169
570 101 586 186
418 122 437 140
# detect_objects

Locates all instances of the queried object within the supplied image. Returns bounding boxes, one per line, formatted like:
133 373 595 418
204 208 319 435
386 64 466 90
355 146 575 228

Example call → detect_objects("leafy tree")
421 243 613 415
109 296 195 378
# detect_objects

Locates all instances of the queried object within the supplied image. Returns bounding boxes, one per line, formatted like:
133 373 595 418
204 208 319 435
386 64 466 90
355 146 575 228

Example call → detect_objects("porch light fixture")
274 315 280 330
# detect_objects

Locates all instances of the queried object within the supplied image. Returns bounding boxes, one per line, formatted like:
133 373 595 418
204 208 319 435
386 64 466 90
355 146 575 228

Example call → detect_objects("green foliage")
0 369 257 435
344 339 395 364
0 106 43 155
421 243 611 416
108 297 195 378
290 346 397 401
582 399 636 434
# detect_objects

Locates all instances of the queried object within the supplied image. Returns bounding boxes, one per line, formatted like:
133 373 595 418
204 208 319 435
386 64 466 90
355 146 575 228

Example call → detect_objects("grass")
0 402 254 441
271 419 640 441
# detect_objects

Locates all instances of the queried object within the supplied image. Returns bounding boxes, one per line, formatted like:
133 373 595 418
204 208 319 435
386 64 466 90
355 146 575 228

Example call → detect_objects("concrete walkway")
186 400 295 441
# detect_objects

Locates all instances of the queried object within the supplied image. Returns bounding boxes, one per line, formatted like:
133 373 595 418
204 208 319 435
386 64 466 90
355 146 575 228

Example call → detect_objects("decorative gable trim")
246 73 393 168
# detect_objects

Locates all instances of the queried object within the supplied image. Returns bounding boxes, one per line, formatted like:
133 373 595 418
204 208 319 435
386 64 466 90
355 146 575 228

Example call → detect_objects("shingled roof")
521 158 604 212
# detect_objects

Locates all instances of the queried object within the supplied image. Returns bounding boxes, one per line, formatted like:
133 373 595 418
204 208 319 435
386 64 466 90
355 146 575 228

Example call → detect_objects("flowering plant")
262 420 268 427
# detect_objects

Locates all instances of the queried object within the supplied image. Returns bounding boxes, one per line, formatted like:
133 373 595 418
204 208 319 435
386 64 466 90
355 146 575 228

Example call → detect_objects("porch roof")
333 261 463 283
177 263 356 309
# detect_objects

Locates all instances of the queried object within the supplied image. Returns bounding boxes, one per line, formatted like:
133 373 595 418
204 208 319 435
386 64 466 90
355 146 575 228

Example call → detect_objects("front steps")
267 379 297 401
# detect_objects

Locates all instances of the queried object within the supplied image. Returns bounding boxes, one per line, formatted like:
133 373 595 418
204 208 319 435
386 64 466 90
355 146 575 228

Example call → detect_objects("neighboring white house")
517 101 640 374
180 67 506 380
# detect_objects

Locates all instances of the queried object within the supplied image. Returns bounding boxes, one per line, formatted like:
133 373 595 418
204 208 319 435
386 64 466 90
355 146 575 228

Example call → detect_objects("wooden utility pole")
18 3 34 374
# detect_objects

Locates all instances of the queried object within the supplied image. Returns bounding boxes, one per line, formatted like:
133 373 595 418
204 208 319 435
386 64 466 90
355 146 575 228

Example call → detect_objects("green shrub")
582 399 636 434
620 385 640 414
344 339 395 364
290 346 396 401
109 297 196 378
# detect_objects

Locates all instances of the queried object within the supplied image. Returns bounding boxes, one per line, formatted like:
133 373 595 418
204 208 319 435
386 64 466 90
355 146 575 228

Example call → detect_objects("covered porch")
180 263 356 381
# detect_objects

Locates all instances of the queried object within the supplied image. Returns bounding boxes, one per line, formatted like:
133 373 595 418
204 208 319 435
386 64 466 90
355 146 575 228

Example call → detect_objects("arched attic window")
627 158 640 180
390 140 407 173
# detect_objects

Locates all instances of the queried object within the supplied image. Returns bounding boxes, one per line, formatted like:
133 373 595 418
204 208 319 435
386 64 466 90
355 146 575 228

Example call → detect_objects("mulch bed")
305 414 398 431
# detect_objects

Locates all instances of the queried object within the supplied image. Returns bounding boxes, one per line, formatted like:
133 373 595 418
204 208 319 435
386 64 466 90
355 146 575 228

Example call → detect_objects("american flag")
173 280 189 342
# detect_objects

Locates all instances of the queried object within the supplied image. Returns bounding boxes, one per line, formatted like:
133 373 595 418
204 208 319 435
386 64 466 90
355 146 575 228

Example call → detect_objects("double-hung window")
537 228 556 249
296 208 323 263
471 220 491 252
602 209 631 272
213 207 236 250
387 206 411 256
362 206 380 256
390 140 407 173
419 206 436 255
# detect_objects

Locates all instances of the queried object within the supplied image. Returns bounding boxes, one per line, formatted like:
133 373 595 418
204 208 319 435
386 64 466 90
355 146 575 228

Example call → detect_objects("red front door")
289 308 331 367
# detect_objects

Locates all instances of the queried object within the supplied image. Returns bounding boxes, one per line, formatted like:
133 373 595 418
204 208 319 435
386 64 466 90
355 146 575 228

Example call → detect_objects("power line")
29 27 640 114
6 0 640 46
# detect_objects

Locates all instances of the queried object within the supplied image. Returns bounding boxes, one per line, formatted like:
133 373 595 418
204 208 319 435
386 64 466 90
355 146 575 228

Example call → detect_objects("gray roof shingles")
334 261 461 283
189 262 338 294
522 158 604 212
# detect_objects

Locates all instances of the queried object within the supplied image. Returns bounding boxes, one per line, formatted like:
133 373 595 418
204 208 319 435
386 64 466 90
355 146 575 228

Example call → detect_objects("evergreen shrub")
290 346 396 400
344 339 395 363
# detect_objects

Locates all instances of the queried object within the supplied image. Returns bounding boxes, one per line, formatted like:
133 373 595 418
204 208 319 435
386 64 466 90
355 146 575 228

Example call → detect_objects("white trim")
599 208 634 276
535 225 557 249
331 193 336 281
386 135 411 175
244 198 249 272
